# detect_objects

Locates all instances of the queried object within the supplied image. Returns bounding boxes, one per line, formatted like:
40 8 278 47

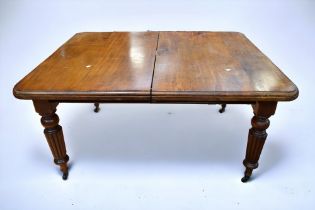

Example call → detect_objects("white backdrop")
1 0 314 209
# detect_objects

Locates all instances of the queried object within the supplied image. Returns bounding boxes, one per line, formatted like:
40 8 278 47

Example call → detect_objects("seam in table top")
150 31 160 103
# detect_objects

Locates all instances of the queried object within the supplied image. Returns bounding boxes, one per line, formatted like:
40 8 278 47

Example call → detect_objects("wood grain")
241 101 277 182
13 32 299 181
152 32 298 102
33 100 69 180
13 31 298 103
14 32 159 101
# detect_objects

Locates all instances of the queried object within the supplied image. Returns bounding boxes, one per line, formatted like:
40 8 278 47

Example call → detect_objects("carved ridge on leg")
33 100 69 180
242 102 277 183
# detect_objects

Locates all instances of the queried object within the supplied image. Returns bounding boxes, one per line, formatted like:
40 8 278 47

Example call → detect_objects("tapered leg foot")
94 103 100 113
33 100 70 180
242 102 277 182
62 171 69 180
219 104 226 113
56 155 69 180
241 176 250 183
60 163 69 180
241 168 253 182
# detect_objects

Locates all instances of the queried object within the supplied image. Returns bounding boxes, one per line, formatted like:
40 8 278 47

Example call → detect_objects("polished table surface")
14 32 298 102
13 32 298 182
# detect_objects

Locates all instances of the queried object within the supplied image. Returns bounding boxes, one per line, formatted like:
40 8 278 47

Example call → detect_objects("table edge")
13 85 298 102
151 87 299 102
13 88 151 102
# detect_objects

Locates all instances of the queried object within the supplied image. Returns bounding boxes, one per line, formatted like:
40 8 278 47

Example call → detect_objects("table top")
13 31 298 103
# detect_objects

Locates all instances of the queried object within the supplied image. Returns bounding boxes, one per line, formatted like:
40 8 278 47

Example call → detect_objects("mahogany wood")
13 32 298 102
13 31 298 181
152 32 298 102
14 32 159 101
242 101 277 182
33 100 69 180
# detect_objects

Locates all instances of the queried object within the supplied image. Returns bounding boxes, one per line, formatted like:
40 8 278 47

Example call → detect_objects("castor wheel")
94 103 100 113
241 176 250 183
219 104 226 113
62 172 69 180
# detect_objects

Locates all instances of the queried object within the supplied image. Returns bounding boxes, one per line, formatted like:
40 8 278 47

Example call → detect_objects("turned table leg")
241 101 277 182
33 100 69 180
94 103 100 113
219 104 226 113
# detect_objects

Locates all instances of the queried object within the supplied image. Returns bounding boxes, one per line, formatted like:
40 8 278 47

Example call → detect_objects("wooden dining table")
13 31 298 182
